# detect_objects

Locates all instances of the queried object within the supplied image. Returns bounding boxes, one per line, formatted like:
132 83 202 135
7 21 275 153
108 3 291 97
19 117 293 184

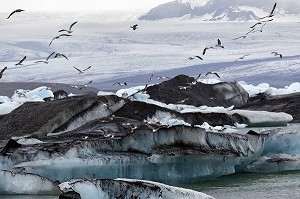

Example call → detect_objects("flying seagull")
260 3 277 19
49 34 72 46
130 24 138 30
58 21 78 34
6 9 25 19
113 82 127 86
235 54 251 62
216 39 224 48
15 56 26 65
73 66 91 74
205 71 220 78
72 80 93 90
271 51 283 58
186 56 203 62
0 67 7 79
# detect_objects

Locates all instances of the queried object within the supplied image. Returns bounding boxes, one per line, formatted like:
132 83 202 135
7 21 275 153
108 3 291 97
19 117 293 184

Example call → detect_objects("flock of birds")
0 3 285 93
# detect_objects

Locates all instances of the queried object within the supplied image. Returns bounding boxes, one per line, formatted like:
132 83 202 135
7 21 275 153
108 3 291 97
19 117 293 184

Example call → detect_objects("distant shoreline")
0 82 101 97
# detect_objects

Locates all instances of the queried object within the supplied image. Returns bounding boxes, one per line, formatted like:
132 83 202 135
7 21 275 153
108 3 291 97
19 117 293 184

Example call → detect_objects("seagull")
15 56 26 65
72 80 93 90
58 21 78 34
130 24 138 30
49 34 72 46
260 3 277 19
216 39 224 48
54 53 69 60
156 76 170 80
234 54 251 62
205 72 220 78
186 56 203 62
113 82 127 86
271 52 283 58
6 9 25 19
73 66 92 74
0 67 7 79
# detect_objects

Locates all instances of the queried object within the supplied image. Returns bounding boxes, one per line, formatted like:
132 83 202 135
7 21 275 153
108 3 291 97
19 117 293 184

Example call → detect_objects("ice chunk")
59 178 215 199
0 170 59 195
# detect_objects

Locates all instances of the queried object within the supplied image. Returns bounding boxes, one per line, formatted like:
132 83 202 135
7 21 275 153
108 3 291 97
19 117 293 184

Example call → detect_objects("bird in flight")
6 9 25 19
130 24 138 30
216 39 224 48
49 34 72 46
15 56 26 65
58 21 78 34
260 3 277 19
0 66 7 79
205 72 220 78
113 82 127 86
235 54 251 62
73 66 92 74
271 52 283 58
72 80 93 90
186 56 203 62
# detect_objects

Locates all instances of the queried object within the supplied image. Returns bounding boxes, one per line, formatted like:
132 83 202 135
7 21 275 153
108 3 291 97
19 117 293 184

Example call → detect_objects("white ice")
59 178 215 199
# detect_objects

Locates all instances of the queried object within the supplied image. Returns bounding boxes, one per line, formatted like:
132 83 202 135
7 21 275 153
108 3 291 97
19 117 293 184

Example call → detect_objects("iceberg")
59 178 215 199
0 170 59 195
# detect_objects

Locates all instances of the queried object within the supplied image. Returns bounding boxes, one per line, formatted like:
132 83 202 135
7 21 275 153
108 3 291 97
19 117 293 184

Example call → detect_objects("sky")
0 0 173 12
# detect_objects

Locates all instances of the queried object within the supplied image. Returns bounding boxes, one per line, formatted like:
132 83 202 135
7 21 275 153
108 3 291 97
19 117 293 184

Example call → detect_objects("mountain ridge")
139 0 300 21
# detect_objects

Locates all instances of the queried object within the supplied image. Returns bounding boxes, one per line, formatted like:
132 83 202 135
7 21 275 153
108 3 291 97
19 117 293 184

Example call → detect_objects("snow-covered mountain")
139 0 300 21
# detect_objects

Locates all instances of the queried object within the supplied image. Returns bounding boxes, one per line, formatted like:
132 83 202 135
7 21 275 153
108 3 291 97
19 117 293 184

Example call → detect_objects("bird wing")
250 22 261 29
60 54 69 60
46 52 55 61
59 34 72 37
203 48 207 55
58 29 68 33
86 80 93 85
83 66 91 71
69 21 78 31
270 3 277 16
195 56 203 60
6 10 17 19
217 39 222 46
0 66 7 74
49 37 57 46
73 66 82 73
19 56 26 64
213 72 220 78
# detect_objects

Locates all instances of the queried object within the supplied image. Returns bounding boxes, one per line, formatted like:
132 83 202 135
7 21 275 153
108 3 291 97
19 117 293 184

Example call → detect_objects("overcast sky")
0 0 174 12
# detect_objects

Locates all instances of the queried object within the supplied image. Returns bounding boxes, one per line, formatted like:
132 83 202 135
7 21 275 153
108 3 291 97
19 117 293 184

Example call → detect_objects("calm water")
2 172 300 199
182 171 300 199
